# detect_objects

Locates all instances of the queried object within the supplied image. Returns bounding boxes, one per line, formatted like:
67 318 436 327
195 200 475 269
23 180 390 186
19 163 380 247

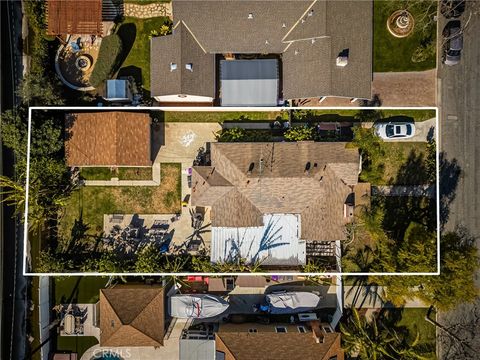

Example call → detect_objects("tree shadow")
117 65 142 87
438 152 461 228
116 22 137 65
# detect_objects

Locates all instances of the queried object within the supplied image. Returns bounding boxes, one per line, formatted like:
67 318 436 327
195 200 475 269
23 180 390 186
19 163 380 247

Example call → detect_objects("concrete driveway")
372 70 437 107
382 117 436 142
364 118 436 142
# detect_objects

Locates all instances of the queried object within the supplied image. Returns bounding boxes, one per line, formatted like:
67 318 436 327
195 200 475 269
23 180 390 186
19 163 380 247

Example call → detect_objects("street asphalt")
437 3 480 359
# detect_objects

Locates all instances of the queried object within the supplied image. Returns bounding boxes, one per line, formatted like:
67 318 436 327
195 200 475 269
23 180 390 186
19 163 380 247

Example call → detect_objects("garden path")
124 2 172 18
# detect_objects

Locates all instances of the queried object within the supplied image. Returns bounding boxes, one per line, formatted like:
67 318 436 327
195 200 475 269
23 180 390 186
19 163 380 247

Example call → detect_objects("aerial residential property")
151 0 372 106
2 0 480 360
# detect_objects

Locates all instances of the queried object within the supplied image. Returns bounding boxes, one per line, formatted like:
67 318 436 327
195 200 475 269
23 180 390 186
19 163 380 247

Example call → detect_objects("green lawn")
381 109 436 122
381 142 429 185
57 336 99 359
80 167 113 180
374 1 437 72
116 16 171 92
58 163 181 240
54 276 108 304
163 111 283 122
390 308 436 359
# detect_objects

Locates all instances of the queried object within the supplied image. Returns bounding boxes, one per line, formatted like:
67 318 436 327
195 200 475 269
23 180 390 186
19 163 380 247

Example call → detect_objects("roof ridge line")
283 35 330 44
181 20 207 54
131 288 163 325
281 0 318 43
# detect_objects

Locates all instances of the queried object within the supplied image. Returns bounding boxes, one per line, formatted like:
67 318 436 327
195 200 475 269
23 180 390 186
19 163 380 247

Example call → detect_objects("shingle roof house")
151 0 372 105
215 321 344 360
46 0 103 36
191 142 360 265
99 286 165 347
65 112 152 167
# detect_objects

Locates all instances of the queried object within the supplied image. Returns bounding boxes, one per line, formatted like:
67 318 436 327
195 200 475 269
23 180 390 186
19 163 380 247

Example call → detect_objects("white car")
374 122 415 140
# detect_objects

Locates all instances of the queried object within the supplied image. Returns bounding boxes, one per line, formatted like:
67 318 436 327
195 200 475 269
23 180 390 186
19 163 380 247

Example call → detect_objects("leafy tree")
81 253 127 273
284 126 314 141
352 127 386 183
371 229 479 311
37 250 73 273
341 307 428 360
18 72 65 106
135 244 163 273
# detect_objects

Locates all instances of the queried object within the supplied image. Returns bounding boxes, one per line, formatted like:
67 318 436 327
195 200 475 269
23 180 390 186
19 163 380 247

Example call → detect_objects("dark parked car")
441 0 466 19
443 20 463 66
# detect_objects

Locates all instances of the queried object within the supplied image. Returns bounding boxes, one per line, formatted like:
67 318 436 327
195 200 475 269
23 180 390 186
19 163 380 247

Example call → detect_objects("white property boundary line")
24 106 440 277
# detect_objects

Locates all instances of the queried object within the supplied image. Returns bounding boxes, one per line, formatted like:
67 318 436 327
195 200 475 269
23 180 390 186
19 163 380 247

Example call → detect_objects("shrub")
216 127 246 142
89 34 123 87
284 126 314 141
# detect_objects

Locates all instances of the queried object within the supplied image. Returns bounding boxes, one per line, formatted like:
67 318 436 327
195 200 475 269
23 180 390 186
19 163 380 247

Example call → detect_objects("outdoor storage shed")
220 59 279 106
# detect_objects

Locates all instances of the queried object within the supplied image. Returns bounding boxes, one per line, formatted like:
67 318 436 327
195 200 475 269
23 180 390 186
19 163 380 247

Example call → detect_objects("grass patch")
125 0 170 4
54 276 109 304
116 16 171 91
118 167 152 180
388 308 436 358
58 163 181 239
56 336 99 359
381 109 436 122
90 34 123 87
80 167 113 180
374 1 437 72
163 111 283 123
353 127 431 185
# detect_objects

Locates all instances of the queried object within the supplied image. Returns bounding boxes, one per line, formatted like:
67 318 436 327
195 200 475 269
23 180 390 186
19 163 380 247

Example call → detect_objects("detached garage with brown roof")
65 111 152 167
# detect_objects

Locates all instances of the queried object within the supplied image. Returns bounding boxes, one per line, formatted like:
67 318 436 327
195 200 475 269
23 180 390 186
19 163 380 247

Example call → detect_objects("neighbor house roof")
215 322 344 360
150 22 215 98
151 0 372 100
191 142 359 241
65 112 152 167
46 0 103 36
100 286 165 347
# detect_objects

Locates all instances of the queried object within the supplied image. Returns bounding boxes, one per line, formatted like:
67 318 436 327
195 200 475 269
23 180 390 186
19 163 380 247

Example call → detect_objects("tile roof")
46 0 103 36
100 286 165 347
191 142 359 241
150 22 215 98
152 0 372 100
65 112 152 167
216 322 344 360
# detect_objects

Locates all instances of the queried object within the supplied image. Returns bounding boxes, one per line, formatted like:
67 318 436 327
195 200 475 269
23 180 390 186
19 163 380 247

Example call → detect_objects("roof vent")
336 49 349 67
248 162 255 173
336 56 348 67
301 18 306 23
282 23 286 28
170 62 177 71
248 13 254 19
294 50 299 55
305 162 311 173
308 9 314 17
265 40 269 45
311 38 316 44
185 63 193 71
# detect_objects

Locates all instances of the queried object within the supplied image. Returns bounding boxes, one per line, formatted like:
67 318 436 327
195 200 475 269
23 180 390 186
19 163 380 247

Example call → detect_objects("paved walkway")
372 185 435 198
344 286 428 309
84 163 161 186
372 69 436 107
124 2 172 18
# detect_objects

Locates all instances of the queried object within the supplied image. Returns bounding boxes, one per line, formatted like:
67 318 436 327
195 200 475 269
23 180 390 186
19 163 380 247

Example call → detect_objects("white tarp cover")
266 292 320 314
169 294 229 319
211 214 306 266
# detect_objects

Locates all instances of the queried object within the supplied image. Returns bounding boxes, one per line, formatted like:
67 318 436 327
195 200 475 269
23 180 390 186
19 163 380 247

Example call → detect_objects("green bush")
216 127 246 142
284 126 314 141
89 34 123 87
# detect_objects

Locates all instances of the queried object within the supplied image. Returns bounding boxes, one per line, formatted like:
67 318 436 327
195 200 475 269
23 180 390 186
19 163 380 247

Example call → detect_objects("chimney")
312 326 325 344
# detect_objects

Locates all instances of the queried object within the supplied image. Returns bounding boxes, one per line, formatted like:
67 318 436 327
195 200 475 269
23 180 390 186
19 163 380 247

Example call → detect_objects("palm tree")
340 308 428 360
341 308 399 359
